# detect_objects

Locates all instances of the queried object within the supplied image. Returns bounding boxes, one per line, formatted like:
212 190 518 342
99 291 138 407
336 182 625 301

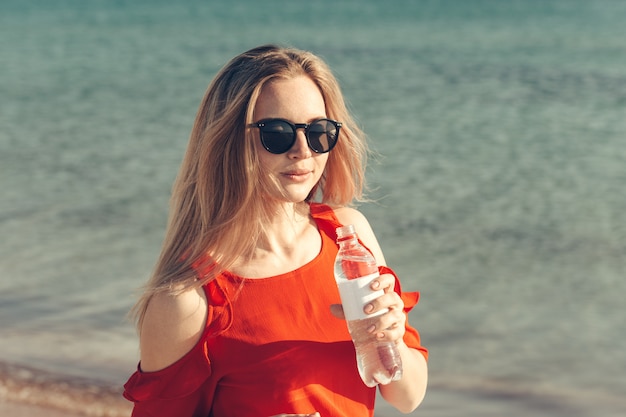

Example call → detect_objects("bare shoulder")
332 206 370 230
139 285 207 372
333 206 387 265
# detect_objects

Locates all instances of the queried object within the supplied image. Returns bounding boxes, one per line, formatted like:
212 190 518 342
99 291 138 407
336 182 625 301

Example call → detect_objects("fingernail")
364 303 374 313
372 280 380 289
377 332 385 339
367 325 376 333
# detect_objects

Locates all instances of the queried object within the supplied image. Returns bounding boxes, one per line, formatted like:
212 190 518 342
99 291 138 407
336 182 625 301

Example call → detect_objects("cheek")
314 154 330 173
257 150 282 175
252 134 272 169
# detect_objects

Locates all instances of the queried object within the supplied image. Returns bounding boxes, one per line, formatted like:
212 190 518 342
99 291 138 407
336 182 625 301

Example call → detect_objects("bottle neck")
337 234 359 247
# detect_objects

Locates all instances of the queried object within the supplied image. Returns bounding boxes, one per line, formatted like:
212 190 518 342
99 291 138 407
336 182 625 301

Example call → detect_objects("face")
252 75 330 204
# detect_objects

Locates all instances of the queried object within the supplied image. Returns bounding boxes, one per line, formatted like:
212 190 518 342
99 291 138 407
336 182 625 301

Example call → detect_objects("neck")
256 201 311 253
231 201 320 278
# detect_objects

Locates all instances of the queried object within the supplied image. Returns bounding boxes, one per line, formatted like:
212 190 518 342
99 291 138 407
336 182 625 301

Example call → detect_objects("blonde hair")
132 44 368 327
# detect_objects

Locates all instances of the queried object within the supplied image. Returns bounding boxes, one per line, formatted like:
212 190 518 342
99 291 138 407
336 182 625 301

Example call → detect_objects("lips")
281 168 313 181
282 169 311 176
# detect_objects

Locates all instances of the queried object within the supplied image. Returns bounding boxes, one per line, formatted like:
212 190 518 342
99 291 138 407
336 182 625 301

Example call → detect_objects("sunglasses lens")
260 120 295 154
308 119 339 153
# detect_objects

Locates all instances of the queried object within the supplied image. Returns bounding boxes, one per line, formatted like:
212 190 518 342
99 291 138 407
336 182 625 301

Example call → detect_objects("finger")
364 291 403 315
329 304 345 319
371 273 395 293
368 310 406 340
374 323 406 342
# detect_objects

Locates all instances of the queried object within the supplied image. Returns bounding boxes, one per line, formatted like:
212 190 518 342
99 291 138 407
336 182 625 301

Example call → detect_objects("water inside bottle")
348 316 403 387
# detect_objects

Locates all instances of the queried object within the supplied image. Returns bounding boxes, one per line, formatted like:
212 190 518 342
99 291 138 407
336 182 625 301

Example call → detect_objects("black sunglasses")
249 118 342 154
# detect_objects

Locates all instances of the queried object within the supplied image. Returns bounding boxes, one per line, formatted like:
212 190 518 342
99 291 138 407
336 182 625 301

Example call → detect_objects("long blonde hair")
132 44 368 326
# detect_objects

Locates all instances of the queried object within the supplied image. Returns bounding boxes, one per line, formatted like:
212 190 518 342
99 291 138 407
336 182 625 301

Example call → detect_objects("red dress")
123 203 427 417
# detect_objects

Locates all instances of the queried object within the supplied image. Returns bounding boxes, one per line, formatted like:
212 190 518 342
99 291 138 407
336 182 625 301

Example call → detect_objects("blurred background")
1 1 625 416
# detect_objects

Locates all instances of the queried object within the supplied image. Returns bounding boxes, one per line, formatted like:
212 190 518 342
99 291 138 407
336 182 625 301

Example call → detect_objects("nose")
288 128 312 159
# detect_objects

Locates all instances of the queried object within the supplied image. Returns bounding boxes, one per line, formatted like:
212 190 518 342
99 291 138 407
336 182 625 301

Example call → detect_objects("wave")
0 361 131 417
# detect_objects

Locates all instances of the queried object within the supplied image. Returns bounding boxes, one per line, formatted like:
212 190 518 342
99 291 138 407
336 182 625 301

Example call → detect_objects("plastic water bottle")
334 224 402 387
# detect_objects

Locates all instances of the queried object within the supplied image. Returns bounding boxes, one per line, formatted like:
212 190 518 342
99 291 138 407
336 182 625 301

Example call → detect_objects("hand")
330 273 406 344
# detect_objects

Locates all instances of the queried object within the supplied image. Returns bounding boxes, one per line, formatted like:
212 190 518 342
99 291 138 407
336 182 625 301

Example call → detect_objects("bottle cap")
336 224 356 240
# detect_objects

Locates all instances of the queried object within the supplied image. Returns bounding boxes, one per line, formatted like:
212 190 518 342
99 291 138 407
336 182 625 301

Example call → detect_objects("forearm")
379 342 428 413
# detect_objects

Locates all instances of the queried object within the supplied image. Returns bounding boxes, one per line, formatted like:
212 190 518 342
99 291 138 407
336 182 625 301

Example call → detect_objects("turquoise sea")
1 1 625 416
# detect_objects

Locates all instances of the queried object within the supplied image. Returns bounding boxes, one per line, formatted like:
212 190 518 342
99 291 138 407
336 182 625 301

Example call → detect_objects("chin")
276 183 315 201
279 190 314 204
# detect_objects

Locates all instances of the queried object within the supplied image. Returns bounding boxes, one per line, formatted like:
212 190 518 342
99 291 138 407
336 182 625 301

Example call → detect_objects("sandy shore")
0 361 131 417
0 400 90 417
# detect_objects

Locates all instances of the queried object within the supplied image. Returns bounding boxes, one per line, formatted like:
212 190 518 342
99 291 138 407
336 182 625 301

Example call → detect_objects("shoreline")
0 400 91 417
0 361 131 417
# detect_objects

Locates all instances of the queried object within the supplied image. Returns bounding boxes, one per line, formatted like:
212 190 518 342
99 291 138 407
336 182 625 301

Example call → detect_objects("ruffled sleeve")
378 265 429 361
123 320 217 417
123 339 214 417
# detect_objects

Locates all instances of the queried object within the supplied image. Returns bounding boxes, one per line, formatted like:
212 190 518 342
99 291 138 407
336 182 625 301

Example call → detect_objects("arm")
123 286 210 416
139 286 207 372
379 340 428 412
334 207 428 413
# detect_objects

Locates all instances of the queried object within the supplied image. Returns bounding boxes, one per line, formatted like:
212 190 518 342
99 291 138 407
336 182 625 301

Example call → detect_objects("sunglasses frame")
249 118 342 154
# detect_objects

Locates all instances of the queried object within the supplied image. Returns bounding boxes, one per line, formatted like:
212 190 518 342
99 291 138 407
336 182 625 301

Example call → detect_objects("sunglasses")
249 118 342 154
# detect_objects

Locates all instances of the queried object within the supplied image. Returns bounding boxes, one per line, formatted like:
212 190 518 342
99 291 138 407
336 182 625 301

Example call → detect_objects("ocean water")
1 0 626 416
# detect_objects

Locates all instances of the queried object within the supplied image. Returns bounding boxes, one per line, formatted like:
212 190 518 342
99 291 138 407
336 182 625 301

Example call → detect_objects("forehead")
254 75 326 122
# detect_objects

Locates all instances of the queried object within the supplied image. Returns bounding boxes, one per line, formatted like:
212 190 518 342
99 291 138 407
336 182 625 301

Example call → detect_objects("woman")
123 44 428 417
